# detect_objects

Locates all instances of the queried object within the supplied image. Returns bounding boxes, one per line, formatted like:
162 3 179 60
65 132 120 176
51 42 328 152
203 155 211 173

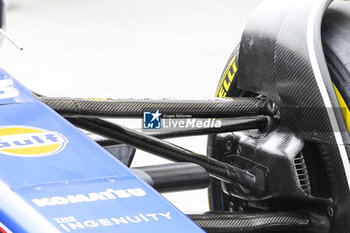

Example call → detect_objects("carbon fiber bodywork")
188 212 309 233
210 1 350 232
238 0 349 141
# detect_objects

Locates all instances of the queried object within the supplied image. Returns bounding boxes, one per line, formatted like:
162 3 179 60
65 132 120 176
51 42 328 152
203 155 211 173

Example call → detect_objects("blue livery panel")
0 68 205 233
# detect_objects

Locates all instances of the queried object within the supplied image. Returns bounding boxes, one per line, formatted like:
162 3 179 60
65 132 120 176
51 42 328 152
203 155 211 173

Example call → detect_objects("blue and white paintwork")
0 67 205 233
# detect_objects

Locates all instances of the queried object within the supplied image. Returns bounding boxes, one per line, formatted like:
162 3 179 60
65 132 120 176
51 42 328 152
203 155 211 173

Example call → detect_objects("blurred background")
0 0 262 213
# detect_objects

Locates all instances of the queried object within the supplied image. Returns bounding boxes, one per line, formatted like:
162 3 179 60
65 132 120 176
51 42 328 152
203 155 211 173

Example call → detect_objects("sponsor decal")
54 212 172 232
32 188 146 207
0 222 12 233
216 54 238 98
0 126 68 157
334 84 350 133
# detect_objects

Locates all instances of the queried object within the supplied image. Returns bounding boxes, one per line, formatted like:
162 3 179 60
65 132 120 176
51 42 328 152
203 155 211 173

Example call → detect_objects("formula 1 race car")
0 0 350 232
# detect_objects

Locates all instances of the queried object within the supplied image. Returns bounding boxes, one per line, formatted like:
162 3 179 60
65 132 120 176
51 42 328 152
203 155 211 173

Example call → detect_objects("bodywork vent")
294 153 311 195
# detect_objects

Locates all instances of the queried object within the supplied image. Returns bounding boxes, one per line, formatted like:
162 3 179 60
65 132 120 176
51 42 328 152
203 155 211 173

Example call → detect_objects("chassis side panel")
234 0 350 232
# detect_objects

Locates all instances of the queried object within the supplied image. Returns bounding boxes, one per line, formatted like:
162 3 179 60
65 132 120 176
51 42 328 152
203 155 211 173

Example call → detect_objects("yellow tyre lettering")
334 84 350 133
216 55 238 97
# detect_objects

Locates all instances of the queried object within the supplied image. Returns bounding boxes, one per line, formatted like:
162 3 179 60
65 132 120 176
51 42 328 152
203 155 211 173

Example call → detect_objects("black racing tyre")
214 45 253 99
322 3 350 111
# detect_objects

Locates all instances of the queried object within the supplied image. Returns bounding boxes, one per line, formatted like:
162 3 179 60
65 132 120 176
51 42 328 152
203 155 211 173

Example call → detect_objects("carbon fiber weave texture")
188 212 308 233
39 97 270 118
233 1 350 232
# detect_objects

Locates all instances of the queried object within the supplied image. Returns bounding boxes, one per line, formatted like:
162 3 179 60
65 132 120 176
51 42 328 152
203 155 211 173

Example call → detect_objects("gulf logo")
0 126 68 157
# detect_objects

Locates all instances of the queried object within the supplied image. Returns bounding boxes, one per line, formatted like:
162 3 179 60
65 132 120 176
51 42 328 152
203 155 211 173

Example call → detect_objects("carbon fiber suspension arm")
67 117 264 192
39 97 278 119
